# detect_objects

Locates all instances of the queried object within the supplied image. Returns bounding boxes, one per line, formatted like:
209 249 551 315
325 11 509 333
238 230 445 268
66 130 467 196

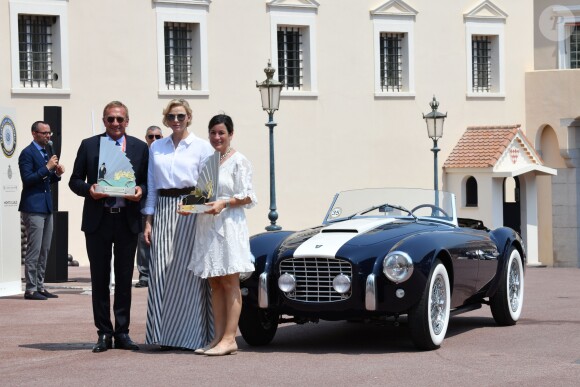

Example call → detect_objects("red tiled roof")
443 125 538 168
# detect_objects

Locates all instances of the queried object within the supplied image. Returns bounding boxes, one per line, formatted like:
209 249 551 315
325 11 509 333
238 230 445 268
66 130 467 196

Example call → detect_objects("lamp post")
422 96 447 206
257 60 284 231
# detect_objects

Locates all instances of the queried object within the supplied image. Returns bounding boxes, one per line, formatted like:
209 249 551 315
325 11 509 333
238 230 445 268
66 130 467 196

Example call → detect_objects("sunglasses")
35 131 52 136
106 116 125 124
166 113 187 122
147 134 162 140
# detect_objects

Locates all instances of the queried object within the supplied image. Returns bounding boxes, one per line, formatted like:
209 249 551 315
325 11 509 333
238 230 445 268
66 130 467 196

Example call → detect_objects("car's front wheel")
490 246 524 326
238 306 279 346
409 259 451 350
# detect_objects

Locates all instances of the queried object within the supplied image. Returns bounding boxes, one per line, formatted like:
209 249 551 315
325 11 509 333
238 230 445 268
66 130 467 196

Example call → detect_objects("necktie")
41 148 48 163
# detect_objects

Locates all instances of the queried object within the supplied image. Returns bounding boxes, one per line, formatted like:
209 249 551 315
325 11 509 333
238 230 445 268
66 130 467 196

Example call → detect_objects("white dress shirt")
143 132 214 215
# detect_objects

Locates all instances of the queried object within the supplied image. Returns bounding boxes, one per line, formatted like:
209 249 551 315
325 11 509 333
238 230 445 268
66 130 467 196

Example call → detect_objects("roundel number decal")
330 207 342 218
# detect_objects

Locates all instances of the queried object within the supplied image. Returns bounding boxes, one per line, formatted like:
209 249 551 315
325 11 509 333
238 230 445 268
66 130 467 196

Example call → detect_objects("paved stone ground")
0 266 579 386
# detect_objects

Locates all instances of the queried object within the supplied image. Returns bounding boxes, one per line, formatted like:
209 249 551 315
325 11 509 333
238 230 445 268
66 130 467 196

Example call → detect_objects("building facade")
1 0 540 267
527 0 580 267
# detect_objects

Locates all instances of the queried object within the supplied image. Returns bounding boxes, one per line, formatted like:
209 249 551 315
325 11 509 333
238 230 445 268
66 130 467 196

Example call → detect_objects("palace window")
9 0 69 94
464 1 506 97
164 22 195 91
268 0 318 96
277 27 303 90
154 0 209 95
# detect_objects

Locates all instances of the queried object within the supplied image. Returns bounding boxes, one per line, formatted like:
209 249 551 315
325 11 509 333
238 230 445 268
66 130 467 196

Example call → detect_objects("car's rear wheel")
409 259 450 350
490 246 524 326
238 306 279 346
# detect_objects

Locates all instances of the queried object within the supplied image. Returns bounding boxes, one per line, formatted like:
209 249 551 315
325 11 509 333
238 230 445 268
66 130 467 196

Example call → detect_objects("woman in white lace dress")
188 114 256 356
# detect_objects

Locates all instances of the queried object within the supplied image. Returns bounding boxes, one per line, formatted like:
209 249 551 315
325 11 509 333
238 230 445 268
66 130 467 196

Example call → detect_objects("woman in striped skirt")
142 99 215 350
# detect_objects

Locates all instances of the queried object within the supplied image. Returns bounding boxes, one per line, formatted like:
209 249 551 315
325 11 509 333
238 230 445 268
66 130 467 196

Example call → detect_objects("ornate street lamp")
257 60 284 231
422 96 447 205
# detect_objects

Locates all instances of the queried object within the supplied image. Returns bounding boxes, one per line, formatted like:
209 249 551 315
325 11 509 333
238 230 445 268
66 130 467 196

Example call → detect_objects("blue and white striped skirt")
145 195 214 349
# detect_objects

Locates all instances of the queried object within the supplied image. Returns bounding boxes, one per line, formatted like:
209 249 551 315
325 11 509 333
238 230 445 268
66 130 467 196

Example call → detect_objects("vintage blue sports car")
238 188 525 350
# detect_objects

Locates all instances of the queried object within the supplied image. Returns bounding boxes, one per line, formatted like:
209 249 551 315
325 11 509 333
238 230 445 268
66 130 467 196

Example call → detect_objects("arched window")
503 177 519 203
466 176 478 207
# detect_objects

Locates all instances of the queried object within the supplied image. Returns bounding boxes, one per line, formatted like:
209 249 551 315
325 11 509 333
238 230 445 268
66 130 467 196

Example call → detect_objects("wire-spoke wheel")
491 247 524 326
409 259 450 350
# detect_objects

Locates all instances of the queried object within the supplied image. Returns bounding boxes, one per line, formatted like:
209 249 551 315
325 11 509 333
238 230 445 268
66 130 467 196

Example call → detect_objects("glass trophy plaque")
178 151 220 213
95 138 136 197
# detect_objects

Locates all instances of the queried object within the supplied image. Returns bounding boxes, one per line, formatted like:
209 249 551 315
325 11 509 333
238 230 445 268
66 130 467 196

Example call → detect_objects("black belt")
158 187 195 197
104 207 125 214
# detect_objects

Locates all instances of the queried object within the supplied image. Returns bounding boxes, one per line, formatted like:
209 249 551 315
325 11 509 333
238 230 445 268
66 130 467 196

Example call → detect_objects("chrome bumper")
365 274 376 311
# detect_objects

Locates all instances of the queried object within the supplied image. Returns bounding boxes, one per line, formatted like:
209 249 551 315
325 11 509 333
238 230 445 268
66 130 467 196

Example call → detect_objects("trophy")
95 138 136 197
178 151 220 213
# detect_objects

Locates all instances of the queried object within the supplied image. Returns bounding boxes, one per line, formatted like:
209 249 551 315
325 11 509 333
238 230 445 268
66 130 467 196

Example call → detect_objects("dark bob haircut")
208 114 234 135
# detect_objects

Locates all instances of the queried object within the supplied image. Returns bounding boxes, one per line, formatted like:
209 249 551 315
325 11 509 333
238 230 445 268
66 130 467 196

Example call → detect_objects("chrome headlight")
383 251 414 283
332 274 351 294
278 273 296 293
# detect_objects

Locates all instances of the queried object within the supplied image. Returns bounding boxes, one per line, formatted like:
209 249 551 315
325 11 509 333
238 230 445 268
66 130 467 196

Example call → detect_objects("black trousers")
85 211 138 337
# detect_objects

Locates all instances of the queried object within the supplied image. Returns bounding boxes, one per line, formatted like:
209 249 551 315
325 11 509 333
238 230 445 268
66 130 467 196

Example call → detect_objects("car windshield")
323 188 457 226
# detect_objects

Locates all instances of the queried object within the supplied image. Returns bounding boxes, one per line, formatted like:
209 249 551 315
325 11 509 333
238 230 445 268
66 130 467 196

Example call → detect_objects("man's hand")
89 184 109 200
124 186 142 202
46 155 59 171
55 163 65 176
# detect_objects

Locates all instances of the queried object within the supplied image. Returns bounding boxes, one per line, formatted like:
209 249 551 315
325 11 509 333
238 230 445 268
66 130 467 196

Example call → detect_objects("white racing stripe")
293 218 396 258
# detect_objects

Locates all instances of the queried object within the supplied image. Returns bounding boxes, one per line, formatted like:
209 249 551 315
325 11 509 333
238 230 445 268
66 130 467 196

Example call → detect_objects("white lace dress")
188 151 256 278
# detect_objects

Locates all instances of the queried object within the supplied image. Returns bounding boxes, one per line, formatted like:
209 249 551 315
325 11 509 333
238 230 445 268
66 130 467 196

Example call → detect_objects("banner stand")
0 109 22 297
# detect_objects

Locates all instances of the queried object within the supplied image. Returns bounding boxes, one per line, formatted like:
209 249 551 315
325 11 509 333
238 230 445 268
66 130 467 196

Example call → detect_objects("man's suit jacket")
68 134 149 234
18 141 61 213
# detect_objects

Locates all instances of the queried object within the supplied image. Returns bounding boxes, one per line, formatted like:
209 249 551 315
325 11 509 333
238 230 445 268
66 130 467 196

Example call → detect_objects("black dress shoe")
38 290 59 298
92 334 112 353
114 334 140 350
24 291 47 300
134 280 148 288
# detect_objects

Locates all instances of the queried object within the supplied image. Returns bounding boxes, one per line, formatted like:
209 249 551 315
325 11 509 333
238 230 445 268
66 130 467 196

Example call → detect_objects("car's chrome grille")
279 257 352 302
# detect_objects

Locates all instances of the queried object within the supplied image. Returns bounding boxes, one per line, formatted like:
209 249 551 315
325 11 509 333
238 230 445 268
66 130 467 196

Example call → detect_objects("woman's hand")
144 215 153 246
204 200 228 215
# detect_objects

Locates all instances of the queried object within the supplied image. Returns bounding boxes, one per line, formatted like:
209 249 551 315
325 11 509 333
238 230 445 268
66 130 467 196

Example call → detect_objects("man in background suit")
134 125 163 288
69 101 148 353
19 121 65 300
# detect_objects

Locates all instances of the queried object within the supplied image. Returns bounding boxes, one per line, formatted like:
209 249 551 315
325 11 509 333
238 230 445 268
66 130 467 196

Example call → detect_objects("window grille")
570 24 580 69
277 27 303 90
18 15 55 88
472 36 491 92
164 22 193 90
380 33 403 92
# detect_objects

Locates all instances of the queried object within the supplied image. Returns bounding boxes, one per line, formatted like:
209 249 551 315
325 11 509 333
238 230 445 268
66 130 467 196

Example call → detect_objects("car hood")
279 217 443 258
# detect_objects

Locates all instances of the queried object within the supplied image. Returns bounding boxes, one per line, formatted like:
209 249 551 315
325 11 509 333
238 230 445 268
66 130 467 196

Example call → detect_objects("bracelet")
225 199 230 208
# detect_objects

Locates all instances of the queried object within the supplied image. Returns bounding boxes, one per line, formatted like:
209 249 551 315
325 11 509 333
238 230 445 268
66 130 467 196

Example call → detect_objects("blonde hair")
162 99 192 127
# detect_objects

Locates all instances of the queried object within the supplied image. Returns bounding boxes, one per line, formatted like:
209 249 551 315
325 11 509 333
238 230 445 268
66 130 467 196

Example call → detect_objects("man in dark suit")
69 101 148 353
19 121 65 301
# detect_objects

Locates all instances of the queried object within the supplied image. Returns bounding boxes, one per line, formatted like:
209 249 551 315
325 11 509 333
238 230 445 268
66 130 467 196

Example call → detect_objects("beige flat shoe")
204 346 238 356
194 343 216 355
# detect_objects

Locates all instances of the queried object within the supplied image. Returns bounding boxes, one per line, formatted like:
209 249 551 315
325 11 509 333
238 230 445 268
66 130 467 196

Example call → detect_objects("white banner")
0 108 22 296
